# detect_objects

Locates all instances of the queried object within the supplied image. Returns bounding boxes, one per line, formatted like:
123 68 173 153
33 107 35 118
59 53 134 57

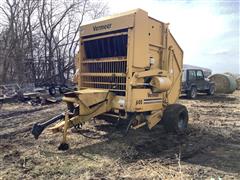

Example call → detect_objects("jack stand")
123 114 135 136
58 112 70 151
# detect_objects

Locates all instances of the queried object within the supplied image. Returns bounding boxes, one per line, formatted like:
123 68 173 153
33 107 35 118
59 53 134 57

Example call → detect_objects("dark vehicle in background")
181 68 215 99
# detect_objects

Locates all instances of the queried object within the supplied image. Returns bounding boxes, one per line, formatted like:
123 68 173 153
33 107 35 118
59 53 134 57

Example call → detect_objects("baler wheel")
162 104 188 134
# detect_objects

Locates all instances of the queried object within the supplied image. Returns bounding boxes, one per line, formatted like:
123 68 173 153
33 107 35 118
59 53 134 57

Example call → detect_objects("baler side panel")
148 18 165 70
166 32 183 104
132 9 149 68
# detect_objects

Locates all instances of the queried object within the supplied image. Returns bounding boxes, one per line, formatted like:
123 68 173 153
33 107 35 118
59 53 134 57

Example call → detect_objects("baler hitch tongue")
31 113 65 139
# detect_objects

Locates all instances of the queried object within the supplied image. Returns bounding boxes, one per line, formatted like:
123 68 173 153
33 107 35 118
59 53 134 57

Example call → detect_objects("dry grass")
0 91 240 179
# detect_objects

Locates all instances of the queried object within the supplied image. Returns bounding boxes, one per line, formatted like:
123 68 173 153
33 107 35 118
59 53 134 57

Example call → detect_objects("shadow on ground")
53 121 240 175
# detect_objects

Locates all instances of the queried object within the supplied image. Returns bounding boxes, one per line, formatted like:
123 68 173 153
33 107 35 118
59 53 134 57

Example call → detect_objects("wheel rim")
191 88 196 98
210 86 214 94
178 117 185 130
178 112 187 131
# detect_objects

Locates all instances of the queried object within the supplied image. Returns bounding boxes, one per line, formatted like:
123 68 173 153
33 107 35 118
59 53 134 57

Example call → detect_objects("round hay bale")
236 77 240 90
224 72 238 79
209 74 237 94
224 72 240 90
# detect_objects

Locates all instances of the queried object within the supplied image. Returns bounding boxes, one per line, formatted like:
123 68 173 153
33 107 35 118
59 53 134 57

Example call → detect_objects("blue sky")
106 0 239 74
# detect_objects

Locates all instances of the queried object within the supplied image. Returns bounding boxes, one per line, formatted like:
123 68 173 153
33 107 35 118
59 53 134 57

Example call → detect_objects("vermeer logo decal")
93 24 112 31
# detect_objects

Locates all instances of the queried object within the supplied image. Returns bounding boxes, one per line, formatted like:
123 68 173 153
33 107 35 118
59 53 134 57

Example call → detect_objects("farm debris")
0 83 62 105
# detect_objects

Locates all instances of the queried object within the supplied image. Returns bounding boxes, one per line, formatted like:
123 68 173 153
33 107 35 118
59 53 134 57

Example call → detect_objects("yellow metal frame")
50 89 114 142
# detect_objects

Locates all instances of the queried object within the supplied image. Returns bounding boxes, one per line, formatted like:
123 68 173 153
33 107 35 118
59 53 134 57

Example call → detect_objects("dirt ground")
0 91 240 179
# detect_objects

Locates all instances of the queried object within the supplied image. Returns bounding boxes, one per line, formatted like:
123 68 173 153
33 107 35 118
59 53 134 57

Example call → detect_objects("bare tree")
0 0 40 84
0 0 108 86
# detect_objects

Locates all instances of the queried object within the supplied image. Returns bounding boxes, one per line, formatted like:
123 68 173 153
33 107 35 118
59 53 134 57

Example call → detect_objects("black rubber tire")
187 86 197 99
207 85 215 95
162 104 188 134
49 87 56 96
